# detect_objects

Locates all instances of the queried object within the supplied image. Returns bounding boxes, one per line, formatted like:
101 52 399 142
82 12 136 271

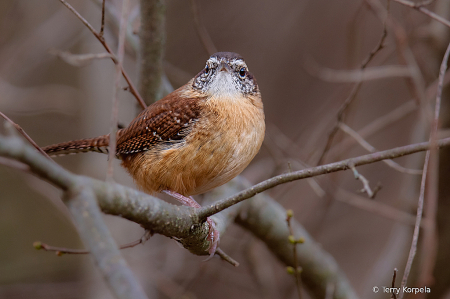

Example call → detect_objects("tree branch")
399 41 450 299
65 183 148 299
138 0 166 104
198 136 450 220
392 0 450 28
58 0 146 110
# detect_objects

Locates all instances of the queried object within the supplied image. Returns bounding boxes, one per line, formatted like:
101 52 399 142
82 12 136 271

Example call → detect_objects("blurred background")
0 0 449 298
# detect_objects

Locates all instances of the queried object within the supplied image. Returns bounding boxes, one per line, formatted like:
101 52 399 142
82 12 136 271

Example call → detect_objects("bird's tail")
42 134 111 157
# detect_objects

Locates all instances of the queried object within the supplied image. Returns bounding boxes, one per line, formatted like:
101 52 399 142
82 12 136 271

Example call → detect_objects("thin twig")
417 136 439 290
399 153 430 298
107 0 130 180
215 248 240 267
34 230 153 255
92 0 140 55
0 156 30 172
35 218 237 267
286 210 303 299
316 3 389 165
399 41 450 299
0 111 51 159
198 136 450 220
58 0 146 110
393 0 450 29
190 0 217 55
391 268 398 299
339 122 422 175
349 164 381 198
100 0 106 36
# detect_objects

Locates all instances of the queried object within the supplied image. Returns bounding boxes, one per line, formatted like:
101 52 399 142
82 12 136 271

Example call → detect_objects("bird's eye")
239 67 246 78
205 65 209 74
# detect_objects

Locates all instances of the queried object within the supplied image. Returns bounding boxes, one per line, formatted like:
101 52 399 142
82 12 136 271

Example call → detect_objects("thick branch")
0 133 213 255
65 182 148 299
139 0 166 104
0 132 360 298
0 135 74 190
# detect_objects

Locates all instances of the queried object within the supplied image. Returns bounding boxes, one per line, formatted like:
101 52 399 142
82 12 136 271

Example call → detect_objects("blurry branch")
108 0 130 180
316 2 389 165
58 0 146 110
306 63 412 82
139 0 166 104
0 156 30 172
418 136 439 291
190 0 217 55
318 0 446 165
339 122 423 175
329 71 450 160
66 184 148 299
50 49 113 67
399 142 430 299
198 136 450 219
393 0 450 28
236 191 359 299
335 188 418 226
329 100 417 160
399 41 450 299
366 0 426 104
0 111 51 159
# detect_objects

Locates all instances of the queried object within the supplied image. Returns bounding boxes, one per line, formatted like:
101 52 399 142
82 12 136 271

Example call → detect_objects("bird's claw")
204 217 220 260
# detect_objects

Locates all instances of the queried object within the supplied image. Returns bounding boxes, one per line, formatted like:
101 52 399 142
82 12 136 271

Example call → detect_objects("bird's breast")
123 94 265 196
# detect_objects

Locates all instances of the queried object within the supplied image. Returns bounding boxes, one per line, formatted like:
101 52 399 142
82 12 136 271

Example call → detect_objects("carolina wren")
43 52 265 256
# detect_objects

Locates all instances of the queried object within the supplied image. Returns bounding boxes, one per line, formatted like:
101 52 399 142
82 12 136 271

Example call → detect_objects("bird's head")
192 52 259 98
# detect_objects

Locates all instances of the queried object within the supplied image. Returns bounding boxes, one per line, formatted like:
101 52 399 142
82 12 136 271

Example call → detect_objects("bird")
42 52 265 256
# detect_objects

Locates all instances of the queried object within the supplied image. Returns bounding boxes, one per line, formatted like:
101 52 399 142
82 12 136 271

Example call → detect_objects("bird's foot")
163 190 219 257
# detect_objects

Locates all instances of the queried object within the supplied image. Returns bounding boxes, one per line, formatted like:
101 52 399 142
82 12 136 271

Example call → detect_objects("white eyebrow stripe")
207 57 220 65
207 57 246 67
230 60 247 69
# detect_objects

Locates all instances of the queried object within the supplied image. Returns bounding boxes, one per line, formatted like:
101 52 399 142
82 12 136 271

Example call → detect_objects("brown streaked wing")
116 92 204 155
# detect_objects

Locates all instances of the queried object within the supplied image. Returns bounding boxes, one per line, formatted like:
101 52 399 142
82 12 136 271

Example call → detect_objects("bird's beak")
219 62 231 72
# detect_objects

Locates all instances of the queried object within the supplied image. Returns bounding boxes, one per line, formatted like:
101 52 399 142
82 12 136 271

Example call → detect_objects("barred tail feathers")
42 134 110 156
